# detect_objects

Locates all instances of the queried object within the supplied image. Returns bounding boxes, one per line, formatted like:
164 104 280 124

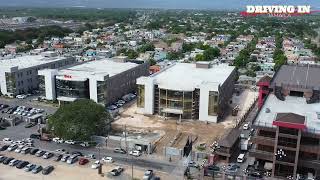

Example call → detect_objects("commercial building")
251 64 320 179
0 53 76 96
136 62 236 122
38 58 149 105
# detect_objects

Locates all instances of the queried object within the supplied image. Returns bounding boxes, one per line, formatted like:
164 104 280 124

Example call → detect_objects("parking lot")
0 149 170 180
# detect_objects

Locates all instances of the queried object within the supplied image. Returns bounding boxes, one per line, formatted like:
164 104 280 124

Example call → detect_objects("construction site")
111 87 258 159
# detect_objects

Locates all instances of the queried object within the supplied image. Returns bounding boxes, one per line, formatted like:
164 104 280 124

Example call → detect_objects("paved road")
0 122 177 174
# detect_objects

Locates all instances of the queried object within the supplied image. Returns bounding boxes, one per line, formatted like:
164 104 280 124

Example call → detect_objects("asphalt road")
0 122 177 175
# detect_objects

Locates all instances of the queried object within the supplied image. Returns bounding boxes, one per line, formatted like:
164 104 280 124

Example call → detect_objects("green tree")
48 99 112 141
138 43 155 53
203 47 220 60
195 54 205 61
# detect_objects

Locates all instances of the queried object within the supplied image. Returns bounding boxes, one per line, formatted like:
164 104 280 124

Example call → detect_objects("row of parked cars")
107 93 137 111
0 155 54 175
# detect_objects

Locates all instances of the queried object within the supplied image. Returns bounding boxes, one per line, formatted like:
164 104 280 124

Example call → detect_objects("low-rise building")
136 62 236 122
0 53 76 96
38 58 149 105
251 64 320 179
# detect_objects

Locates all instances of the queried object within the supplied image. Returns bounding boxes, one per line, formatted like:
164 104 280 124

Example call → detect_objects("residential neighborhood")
0 3 320 180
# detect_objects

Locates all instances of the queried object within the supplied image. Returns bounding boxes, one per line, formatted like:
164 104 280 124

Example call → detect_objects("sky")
0 0 320 10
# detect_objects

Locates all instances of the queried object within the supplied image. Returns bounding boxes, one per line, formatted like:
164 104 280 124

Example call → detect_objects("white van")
237 153 245 163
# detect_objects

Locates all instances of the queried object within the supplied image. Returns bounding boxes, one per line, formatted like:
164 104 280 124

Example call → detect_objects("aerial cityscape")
0 0 320 180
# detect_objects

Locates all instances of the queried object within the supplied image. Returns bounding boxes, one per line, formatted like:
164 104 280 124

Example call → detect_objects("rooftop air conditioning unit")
265 108 271 113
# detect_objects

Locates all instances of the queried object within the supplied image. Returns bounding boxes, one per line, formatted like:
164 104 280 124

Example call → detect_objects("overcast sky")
0 0 319 10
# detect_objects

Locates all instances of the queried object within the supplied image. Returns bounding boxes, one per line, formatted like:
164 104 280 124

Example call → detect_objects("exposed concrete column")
293 130 302 179
272 127 280 177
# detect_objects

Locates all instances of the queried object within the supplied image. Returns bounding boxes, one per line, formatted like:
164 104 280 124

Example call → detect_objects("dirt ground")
0 151 171 180
112 89 258 154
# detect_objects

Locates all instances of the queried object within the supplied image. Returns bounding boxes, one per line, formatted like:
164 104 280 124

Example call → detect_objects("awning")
57 96 78 102
161 108 183 114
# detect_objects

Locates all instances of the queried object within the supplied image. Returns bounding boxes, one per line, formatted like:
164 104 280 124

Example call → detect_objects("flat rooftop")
254 94 320 134
148 63 235 91
57 59 138 79
0 55 66 70
271 64 320 90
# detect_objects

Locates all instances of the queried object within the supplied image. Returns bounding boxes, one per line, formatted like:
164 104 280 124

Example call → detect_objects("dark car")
0 145 9 151
30 134 41 139
0 156 7 163
42 165 54 175
16 161 29 169
248 171 263 178
25 122 36 128
0 126 6 130
3 157 14 165
30 148 39 155
32 165 43 174
113 148 127 154
53 154 63 162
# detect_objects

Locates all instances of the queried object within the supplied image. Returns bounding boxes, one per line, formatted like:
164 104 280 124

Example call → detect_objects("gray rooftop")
271 64 320 90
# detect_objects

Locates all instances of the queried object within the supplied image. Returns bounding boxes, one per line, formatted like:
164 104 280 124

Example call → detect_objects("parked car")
71 151 83 156
14 145 25 153
9 159 20 166
55 149 67 154
16 94 27 99
30 134 41 139
25 122 36 128
43 152 54 159
65 140 75 145
129 150 142 157
32 165 43 174
67 155 79 164
35 150 46 157
102 156 114 163
16 161 29 169
24 164 36 172
109 166 124 176
188 161 199 168
61 154 70 162
91 160 101 169
52 137 64 143
3 157 14 165
143 170 154 180
85 154 96 159
0 145 9 151
79 158 89 165
30 148 39 155
0 156 7 163
3 138 13 144
42 165 54 175
53 154 63 162
114 148 126 154
7 144 18 151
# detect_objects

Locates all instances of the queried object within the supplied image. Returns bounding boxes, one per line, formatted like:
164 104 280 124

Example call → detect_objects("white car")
243 123 249 130
53 138 64 143
2 138 13 144
91 160 101 169
102 156 114 163
14 145 25 153
13 141 24 145
129 150 142 157
16 94 27 99
24 138 33 143
55 149 66 154
7 144 18 151
65 140 75 145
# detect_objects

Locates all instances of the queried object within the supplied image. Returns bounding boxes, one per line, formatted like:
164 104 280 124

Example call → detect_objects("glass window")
137 85 145 108
208 91 219 116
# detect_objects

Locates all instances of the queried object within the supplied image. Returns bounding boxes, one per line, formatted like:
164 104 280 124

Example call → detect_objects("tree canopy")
48 99 112 141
